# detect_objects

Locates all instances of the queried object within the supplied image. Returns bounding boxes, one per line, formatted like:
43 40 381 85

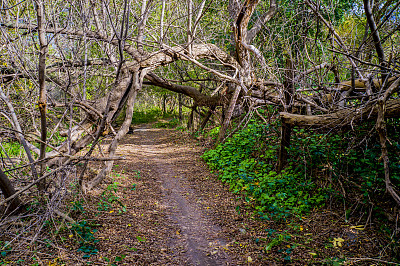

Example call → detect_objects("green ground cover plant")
203 118 328 220
131 108 164 124
70 220 99 258
203 113 400 228
0 141 23 158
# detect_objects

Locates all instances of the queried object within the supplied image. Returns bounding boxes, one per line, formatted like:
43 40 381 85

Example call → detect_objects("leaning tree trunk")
86 70 144 190
216 85 241 144
0 167 22 214
198 107 214 131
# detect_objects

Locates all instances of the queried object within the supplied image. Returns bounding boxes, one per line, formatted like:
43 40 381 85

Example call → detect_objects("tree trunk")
216 85 241 144
36 0 48 191
187 105 196 130
162 95 167 115
178 94 183 121
277 58 294 172
376 101 400 206
0 88 39 181
280 98 400 128
86 70 140 190
0 167 22 214
198 108 214 131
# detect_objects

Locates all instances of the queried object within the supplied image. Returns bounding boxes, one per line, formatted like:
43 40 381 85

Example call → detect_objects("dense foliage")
203 111 400 230
203 113 327 220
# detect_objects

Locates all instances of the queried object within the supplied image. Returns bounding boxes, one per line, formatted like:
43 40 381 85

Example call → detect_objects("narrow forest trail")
120 126 231 265
88 126 266 265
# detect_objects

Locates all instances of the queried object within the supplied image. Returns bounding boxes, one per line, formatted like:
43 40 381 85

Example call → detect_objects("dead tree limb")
280 99 400 128
376 101 400 206
0 88 39 180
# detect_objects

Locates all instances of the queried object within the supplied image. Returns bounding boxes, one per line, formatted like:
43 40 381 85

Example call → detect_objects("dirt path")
132 126 230 265
88 127 256 265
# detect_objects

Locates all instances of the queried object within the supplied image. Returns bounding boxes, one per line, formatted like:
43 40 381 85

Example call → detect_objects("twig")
0 159 71 206
347 257 399 265
72 156 125 161
53 209 75 223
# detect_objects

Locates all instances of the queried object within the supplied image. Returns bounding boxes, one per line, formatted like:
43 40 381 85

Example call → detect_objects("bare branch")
246 0 277 43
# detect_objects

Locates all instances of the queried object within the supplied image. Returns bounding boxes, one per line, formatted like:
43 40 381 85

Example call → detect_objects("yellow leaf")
176 231 180 235
350 225 364 230
128 224 132 227
69 234 73 238
332 237 345 248
309 252 317 257
247 256 253 263
109 210 114 213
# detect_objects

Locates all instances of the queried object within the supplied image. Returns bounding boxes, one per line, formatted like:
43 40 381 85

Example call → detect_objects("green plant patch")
97 182 127 214
202 120 327 220
70 220 99 258
154 118 179 128
0 141 23 158
130 107 179 125
131 108 163 124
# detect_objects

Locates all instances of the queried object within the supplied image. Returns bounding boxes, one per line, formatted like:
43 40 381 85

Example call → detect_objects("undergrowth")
203 112 400 227
130 107 177 125
0 141 23 158
202 118 327 220
154 118 180 128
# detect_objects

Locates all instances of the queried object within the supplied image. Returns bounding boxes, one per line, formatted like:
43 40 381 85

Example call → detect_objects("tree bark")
162 95 167 115
216 85 241 144
277 59 294 172
0 167 22 214
35 0 48 191
187 105 197 130
178 94 183 121
0 88 39 180
198 107 214 131
376 101 400 206
281 93 400 129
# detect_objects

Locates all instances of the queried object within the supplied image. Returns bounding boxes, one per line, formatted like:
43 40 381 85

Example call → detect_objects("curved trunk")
0 167 22 214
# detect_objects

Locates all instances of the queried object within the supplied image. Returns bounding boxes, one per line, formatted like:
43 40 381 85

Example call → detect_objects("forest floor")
63 124 392 265
5 124 394 265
